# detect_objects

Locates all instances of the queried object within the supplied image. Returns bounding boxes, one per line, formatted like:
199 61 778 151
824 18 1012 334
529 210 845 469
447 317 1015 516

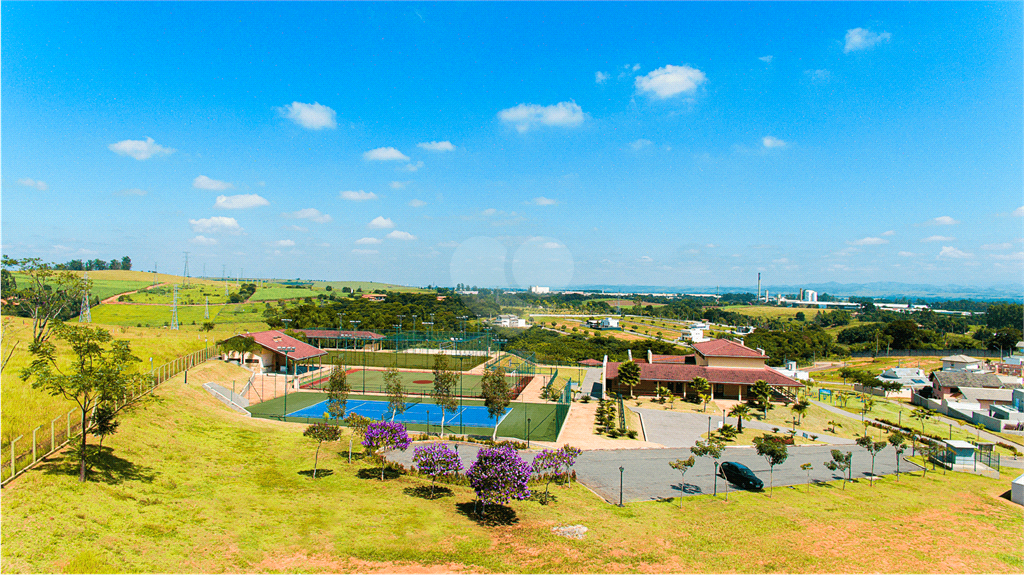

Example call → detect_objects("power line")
170 285 179 330
183 252 190 286
79 271 91 323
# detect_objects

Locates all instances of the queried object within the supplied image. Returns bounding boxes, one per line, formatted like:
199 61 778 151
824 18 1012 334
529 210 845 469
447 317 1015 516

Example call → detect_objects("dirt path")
100 282 170 305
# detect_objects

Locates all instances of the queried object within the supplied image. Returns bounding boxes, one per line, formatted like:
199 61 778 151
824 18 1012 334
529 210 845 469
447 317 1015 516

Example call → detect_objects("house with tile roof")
605 338 802 401
222 330 327 374
291 329 385 350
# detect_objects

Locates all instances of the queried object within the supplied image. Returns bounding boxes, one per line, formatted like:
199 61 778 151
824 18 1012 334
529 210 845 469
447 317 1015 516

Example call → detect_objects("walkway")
636 407 856 448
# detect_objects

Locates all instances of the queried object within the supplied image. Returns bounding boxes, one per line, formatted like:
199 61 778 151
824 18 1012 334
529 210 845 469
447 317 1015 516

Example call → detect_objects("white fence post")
11 436 21 478
32 427 38 465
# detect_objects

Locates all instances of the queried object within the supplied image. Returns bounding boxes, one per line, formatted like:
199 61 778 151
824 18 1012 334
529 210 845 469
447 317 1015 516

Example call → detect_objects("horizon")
2 3 1022 289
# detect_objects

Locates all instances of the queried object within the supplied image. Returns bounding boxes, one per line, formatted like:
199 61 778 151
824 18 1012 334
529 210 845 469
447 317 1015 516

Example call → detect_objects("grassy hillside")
89 303 267 328
1 362 1019 573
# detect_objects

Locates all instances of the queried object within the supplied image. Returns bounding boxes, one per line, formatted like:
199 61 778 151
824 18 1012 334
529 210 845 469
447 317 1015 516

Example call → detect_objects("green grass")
121 283 234 305
322 349 488 371
249 286 319 301
1 365 1019 573
298 369 500 399
89 302 267 328
10 273 153 302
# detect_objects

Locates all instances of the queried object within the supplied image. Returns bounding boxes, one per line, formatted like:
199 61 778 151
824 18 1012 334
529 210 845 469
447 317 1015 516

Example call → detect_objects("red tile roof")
691 339 767 359
241 330 327 360
606 361 801 387
578 358 603 366
294 329 385 340
650 354 694 364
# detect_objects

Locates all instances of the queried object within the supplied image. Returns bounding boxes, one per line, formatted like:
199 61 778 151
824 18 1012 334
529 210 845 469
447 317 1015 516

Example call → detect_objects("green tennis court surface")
300 369 533 399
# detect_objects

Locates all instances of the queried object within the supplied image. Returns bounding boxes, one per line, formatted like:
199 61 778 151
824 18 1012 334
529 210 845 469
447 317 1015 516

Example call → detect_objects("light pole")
527 418 531 448
277 346 296 418
619 466 625 507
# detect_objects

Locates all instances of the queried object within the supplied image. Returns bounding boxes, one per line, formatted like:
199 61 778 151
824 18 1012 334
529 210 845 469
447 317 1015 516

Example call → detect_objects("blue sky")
2 2 1021 289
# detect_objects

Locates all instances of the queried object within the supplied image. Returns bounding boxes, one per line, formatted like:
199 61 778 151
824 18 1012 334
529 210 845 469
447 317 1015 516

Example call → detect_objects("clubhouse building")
604 338 803 401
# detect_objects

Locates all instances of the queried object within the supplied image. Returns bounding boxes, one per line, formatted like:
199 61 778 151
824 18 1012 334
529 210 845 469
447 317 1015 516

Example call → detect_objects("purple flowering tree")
412 443 463 498
531 445 582 504
465 445 532 515
362 421 411 480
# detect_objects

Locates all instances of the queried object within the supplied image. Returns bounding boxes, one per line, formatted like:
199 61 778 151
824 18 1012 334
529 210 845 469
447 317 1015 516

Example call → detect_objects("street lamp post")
527 418 531 448
619 466 625 507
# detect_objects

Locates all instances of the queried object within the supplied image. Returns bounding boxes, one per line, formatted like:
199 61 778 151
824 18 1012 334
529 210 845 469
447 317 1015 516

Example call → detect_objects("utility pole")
170 285 179 330
183 252 190 286
79 271 91 323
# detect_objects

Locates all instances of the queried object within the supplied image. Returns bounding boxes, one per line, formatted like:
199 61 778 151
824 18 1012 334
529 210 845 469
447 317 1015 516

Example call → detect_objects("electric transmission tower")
79 271 91 323
170 285 179 330
153 262 158 286
205 296 210 319
183 252 190 286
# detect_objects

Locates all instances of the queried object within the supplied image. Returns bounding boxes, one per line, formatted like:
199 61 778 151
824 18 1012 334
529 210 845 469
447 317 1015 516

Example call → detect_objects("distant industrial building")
530 286 550 294
493 314 528 328
585 317 621 330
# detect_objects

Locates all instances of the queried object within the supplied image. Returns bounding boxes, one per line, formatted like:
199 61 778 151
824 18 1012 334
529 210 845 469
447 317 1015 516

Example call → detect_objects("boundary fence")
851 348 1002 359
1 345 217 486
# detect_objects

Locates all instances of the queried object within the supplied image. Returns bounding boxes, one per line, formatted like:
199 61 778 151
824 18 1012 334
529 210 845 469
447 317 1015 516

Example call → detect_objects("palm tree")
729 404 751 433
750 379 773 418
791 400 810 425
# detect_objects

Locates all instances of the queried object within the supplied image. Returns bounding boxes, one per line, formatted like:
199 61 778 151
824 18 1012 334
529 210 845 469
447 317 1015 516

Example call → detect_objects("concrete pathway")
635 407 857 448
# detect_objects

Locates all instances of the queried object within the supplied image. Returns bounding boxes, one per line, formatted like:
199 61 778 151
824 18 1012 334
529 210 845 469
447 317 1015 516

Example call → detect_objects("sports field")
321 349 489 371
300 368 529 399
287 398 510 428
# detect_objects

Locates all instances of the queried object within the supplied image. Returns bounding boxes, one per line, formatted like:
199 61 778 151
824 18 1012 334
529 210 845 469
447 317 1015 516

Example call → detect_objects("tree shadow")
529 490 560 505
671 483 703 495
455 501 519 526
811 479 835 489
39 446 157 485
404 485 454 500
356 466 404 480
298 469 335 479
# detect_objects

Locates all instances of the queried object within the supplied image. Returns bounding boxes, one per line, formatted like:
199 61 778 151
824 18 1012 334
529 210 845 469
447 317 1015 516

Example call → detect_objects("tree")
729 404 751 433
431 353 459 436
824 449 853 490
303 422 341 479
384 365 407 421
617 360 641 399
321 366 350 420
481 367 511 434
2 256 91 346
690 438 725 496
466 445 533 516
669 456 696 508
856 435 887 486
120 256 132 271
362 421 411 480
532 445 581 504
200 321 216 333
750 379 774 417
690 376 710 405
91 403 120 453
888 431 907 481
826 419 843 433
791 400 810 425
910 407 932 434
20 323 141 482
1 317 21 374
1 268 15 294
412 443 463 498
753 434 789 497
792 462 812 494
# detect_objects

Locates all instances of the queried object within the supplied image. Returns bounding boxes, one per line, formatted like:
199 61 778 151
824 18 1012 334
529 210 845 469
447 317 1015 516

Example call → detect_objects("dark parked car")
718 461 764 490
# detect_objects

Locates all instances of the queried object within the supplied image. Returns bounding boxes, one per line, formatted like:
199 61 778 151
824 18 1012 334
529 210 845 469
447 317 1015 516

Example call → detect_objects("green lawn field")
321 349 489 371
89 302 267 328
10 273 153 302
122 283 234 305
1 362 1018 573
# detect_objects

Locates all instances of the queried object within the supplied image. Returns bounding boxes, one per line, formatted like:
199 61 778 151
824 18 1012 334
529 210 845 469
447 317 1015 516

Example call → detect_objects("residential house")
941 354 981 372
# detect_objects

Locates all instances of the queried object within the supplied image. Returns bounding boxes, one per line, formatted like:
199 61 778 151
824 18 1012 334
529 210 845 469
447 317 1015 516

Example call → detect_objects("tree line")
263 292 477 333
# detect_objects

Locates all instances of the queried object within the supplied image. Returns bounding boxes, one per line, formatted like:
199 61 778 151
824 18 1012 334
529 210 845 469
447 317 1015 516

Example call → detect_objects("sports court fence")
319 349 486 371
1 345 218 486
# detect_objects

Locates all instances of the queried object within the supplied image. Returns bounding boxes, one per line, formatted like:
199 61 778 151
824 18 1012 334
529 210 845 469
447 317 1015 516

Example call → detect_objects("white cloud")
190 235 218 246
284 225 308 232
437 241 459 248
408 199 427 208
481 208 497 216
390 181 411 189
634 65 707 99
368 216 395 229
215 194 269 210
849 237 888 246
762 136 787 148
108 137 175 160
898 251 917 257
275 239 296 247
531 197 558 206
417 141 455 152
363 147 410 162
1013 206 1024 217
595 71 609 84
773 258 789 264
497 101 585 133
340 190 378 201
352 249 378 255
922 235 955 242
16 178 48 191
759 55 773 64
355 237 382 245
542 242 564 249
806 69 831 82
277 101 337 130
982 243 1012 250
282 208 332 224
193 175 233 191
639 256 653 262
882 230 895 236
989 252 1024 261
114 188 147 197
937 246 972 259
401 161 425 172
630 139 653 150
929 216 959 225
387 230 417 241
189 216 241 234
844 28 892 53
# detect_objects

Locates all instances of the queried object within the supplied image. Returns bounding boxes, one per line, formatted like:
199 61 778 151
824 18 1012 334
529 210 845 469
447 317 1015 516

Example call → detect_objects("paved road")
387 441 920 504
635 407 857 448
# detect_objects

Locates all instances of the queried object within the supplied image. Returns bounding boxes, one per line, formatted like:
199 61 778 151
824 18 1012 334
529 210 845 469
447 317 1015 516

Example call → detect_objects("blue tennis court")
286 399 510 428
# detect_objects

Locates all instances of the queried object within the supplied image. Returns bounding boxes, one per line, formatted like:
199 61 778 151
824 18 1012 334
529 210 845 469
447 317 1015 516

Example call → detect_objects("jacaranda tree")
413 443 463 498
466 445 532 516
531 445 581 504
362 421 411 480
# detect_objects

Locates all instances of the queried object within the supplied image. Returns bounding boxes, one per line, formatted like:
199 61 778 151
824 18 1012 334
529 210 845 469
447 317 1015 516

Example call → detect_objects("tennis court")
300 368 534 399
285 398 510 428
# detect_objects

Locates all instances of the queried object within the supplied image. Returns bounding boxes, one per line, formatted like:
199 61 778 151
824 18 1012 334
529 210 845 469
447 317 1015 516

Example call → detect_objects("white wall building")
494 314 528 328
530 286 550 294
